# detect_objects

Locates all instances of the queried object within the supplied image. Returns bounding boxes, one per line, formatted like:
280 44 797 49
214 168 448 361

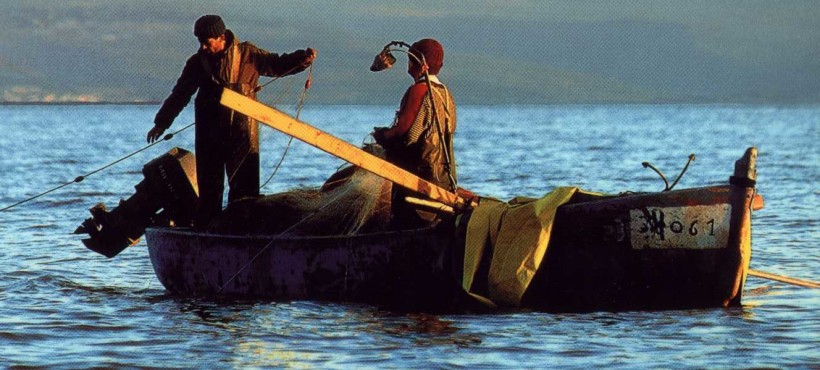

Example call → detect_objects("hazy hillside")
2 1 818 104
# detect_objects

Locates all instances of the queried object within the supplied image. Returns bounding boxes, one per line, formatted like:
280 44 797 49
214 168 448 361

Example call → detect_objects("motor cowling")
75 147 199 258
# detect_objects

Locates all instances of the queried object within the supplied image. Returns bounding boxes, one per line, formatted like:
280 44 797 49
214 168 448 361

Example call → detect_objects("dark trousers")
195 116 260 225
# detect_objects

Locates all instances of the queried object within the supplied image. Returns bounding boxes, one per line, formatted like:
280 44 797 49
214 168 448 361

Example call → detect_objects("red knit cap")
410 39 444 75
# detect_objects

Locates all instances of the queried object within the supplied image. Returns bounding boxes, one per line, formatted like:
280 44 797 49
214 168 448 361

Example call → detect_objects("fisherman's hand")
372 126 389 145
147 125 166 143
304 48 317 65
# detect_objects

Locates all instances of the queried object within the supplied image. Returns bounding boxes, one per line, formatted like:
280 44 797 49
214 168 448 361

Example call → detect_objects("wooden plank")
220 88 466 208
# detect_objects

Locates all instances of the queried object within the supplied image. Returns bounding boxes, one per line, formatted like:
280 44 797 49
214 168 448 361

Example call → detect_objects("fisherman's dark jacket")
154 30 311 132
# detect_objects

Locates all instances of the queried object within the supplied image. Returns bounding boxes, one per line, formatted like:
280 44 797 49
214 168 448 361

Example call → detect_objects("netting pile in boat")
206 145 393 236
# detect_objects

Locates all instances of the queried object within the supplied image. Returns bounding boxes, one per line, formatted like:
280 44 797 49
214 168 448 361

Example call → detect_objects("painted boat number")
623 204 732 250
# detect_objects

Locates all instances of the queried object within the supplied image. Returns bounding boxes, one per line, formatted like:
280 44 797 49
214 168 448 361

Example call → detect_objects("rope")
260 137 294 189
227 60 314 187
256 61 311 93
212 53 319 195
218 61 320 291
0 122 195 212
748 269 820 288
217 172 349 293
260 63 313 189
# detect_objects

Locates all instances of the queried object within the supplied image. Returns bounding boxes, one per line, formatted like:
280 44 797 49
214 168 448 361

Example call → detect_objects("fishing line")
225 60 315 187
216 176 350 293
4 60 307 213
218 61 319 291
255 61 309 92
260 63 314 190
0 122 195 212
218 162 391 293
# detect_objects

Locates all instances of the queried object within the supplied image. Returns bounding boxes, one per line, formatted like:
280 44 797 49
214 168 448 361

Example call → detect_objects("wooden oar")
748 269 820 288
220 88 469 210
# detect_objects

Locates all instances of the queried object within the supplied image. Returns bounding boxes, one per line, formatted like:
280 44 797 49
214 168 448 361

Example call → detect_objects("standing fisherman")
147 15 316 226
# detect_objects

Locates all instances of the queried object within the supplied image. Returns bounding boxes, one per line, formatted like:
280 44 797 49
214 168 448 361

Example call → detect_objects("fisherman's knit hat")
410 39 444 75
194 15 226 41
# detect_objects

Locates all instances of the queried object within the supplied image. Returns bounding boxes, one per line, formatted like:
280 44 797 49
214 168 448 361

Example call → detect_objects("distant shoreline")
2 101 818 107
0 101 162 106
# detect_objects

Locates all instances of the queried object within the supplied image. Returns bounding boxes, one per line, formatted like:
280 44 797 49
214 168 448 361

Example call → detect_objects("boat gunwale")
145 225 441 242
146 185 738 243
559 184 732 208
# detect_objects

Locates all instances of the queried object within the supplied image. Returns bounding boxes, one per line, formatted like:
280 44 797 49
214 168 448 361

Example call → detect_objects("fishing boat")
74 89 763 311
137 90 764 312
145 168 761 311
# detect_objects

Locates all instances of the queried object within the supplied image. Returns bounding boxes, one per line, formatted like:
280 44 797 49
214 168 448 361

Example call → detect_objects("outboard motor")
75 147 199 258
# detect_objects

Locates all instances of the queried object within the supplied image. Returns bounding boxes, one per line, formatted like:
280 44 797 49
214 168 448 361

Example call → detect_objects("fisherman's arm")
148 56 200 143
253 45 316 77
373 83 427 143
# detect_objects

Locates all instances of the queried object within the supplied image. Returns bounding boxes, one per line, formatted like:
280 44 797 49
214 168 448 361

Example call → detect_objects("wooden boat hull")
147 182 757 312
146 227 463 310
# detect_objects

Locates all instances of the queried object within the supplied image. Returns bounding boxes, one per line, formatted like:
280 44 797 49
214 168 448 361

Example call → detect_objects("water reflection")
370 312 483 347
160 297 488 365
233 341 319 369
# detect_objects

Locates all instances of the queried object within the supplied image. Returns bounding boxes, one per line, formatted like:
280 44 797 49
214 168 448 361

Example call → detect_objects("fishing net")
206 144 393 236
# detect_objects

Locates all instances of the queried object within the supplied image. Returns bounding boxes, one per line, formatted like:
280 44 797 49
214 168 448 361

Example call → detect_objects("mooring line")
748 269 820 289
0 122 195 212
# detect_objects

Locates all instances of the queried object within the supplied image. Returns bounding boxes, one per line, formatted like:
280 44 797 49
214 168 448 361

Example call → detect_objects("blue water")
1 104 818 368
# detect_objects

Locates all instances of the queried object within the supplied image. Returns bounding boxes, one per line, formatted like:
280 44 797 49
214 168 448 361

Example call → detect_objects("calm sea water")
0 104 817 368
